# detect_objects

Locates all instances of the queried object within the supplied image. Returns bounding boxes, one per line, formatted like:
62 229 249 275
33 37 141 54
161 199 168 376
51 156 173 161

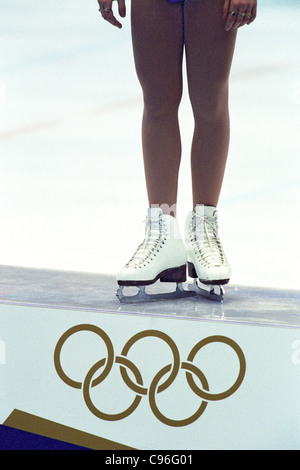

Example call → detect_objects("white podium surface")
0 265 299 450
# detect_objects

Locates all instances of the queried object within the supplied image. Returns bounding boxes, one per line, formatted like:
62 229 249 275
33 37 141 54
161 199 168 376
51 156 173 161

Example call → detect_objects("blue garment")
168 0 183 3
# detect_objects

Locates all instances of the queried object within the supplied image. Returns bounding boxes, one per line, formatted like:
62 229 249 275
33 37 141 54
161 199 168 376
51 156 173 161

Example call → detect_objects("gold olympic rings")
54 325 246 427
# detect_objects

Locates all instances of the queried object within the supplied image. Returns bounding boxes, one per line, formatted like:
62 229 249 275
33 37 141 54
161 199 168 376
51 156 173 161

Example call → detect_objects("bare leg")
184 0 237 208
131 0 184 216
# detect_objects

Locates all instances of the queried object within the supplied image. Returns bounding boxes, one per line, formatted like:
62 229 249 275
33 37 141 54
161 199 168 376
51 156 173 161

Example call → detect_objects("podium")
0 265 300 450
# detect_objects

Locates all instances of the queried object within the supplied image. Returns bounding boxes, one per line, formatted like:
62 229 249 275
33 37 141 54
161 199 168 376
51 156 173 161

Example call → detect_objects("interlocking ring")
149 361 209 427
83 355 143 421
186 335 246 401
54 324 114 389
54 325 246 427
120 329 180 395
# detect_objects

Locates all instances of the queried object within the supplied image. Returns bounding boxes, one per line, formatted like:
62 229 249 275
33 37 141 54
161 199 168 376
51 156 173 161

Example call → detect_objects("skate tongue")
147 207 163 219
146 207 163 239
195 205 217 218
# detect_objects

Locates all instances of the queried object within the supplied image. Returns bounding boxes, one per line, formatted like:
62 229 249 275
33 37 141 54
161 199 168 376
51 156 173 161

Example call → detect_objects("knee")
143 89 182 121
190 83 229 124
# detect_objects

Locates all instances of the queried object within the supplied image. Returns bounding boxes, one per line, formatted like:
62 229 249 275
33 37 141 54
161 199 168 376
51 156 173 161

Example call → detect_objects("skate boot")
184 205 231 302
116 207 195 303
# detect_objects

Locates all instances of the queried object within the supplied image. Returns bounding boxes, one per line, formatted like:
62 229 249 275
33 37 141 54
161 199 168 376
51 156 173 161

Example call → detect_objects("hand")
97 0 126 29
223 0 257 31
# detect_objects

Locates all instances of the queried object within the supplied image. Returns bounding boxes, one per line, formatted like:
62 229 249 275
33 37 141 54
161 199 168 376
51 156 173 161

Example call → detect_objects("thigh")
131 0 184 109
184 0 237 110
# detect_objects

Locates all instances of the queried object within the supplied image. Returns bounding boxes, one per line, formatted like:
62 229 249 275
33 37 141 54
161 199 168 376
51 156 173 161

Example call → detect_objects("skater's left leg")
183 0 236 293
184 0 237 208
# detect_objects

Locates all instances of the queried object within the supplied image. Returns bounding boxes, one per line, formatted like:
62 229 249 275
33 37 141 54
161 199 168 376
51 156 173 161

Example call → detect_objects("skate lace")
125 217 167 269
191 215 226 267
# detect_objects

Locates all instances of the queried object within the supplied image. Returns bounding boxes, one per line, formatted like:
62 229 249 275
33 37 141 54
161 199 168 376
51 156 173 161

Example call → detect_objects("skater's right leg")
131 0 184 216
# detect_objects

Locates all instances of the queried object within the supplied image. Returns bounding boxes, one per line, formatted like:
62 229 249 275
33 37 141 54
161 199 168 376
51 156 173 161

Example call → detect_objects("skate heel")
187 262 198 278
160 265 187 283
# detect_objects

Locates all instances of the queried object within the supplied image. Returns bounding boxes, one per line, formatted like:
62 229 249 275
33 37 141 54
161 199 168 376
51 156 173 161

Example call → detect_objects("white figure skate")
116 207 195 303
184 205 231 302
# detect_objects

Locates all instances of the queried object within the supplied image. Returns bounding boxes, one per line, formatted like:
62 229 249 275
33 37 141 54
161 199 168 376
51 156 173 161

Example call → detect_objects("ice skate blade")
116 282 196 304
187 279 225 302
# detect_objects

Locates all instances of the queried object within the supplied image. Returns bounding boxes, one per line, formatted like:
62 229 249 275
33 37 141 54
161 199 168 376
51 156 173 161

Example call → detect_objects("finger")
232 10 247 29
225 0 242 31
238 2 256 28
223 0 231 19
247 4 257 24
245 6 252 25
240 7 253 27
103 10 122 28
99 0 123 28
224 10 238 31
240 14 249 27
117 0 126 18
